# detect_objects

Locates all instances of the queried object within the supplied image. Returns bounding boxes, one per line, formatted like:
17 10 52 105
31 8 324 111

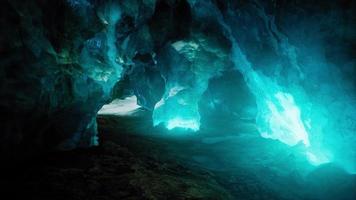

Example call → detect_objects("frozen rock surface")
1 114 354 200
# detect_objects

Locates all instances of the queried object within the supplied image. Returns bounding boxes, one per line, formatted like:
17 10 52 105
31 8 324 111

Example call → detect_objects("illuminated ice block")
152 33 229 131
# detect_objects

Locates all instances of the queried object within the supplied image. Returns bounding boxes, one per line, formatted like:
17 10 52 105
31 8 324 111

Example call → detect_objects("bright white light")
166 118 200 131
306 150 331 165
261 92 310 147
98 95 141 116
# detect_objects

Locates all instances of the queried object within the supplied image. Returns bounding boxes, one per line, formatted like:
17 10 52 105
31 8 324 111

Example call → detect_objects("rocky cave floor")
1 111 355 200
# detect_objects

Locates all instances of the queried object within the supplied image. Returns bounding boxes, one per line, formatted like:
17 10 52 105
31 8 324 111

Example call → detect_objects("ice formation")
152 33 229 131
79 1 123 96
1 0 355 174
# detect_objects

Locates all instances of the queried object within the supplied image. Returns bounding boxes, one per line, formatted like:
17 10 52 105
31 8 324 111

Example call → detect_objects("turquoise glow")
220 13 356 172
166 118 200 131
306 150 332 166
152 34 227 132
230 39 311 147
227 38 334 168
261 92 310 147
152 86 202 132
149 12 355 173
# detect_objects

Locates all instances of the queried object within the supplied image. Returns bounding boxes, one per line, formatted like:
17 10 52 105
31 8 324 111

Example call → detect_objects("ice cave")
0 0 355 199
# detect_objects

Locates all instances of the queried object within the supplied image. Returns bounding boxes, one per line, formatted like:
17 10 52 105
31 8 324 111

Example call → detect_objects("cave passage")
1 0 356 199
99 0 355 173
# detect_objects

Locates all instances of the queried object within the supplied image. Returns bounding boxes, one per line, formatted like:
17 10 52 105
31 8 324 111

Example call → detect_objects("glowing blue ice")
166 118 200 131
306 150 332 166
152 35 228 132
261 92 310 146
229 39 311 147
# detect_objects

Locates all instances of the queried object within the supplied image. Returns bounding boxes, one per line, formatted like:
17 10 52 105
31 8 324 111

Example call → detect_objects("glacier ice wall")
208 0 356 172
0 0 157 159
151 0 355 172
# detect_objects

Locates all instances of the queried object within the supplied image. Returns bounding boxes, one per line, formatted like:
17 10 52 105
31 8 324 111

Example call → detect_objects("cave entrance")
98 95 141 116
